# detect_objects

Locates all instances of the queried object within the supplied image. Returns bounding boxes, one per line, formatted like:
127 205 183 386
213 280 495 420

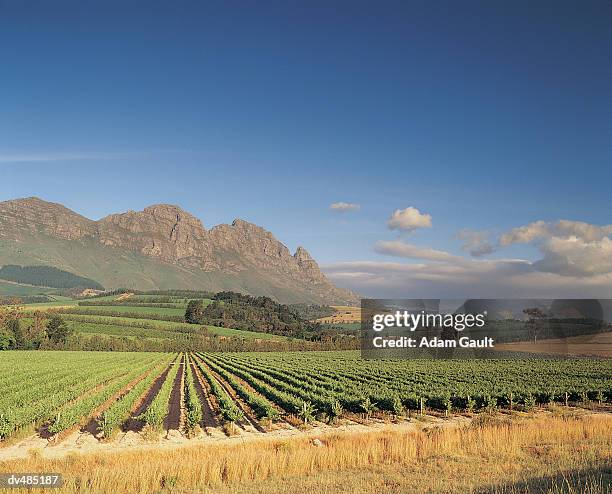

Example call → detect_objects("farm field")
0 350 610 494
0 280 58 297
316 305 360 324
1 350 610 447
496 331 612 358
0 351 173 441
204 351 612 414
7 296 77 311
14 293 286 344
65 305 187 317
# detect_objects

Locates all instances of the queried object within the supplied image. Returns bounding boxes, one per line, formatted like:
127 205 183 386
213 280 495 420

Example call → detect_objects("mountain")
0 197 358 305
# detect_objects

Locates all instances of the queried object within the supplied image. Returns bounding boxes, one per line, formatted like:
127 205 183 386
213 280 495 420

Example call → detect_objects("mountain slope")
0 197 358 304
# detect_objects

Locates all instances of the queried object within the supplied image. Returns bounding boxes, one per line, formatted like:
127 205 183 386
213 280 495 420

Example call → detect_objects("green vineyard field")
0 350 609 443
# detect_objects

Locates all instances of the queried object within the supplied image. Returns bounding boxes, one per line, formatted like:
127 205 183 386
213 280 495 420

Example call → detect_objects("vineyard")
6 292 364 354
15 293 287 352
0 350 610 446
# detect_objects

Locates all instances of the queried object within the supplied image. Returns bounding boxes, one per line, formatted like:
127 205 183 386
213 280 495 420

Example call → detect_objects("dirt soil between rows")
123 364 172 433
164 357 184 431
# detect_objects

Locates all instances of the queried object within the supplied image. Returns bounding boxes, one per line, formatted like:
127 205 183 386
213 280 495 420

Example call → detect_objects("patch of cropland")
0 351 169 440
66 304 188 319
5 292 354 352
0 280 59 299
6 289 359 351
78 300 188 309
1 350 610 451
6 293 294 353
59 315 281 342
0 265 103 290
316 305 361 323
202 351 612 414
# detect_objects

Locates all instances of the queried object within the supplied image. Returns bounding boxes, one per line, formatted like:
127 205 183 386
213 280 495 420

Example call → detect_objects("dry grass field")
316 306 361 324
496 332 612 358
1 411 610 493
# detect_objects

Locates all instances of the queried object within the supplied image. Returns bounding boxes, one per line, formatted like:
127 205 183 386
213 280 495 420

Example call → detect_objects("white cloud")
375 240 461 262
554 220 612 241
387 207 432 232
329 202 360 212
499 220 549 246
534 236 612 277
456 229 494 257
322 259 612 299
500 220 612 246
324 217 612 298
498 219 612 277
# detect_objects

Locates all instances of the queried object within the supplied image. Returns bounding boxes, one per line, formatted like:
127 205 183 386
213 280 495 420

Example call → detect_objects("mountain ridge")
0 197 358 305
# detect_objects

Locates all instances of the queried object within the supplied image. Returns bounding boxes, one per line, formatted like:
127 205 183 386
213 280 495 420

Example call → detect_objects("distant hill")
0 197 358 305
0 265 104 290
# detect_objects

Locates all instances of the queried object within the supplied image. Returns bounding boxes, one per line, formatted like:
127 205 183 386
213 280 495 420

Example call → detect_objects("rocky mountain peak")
294 246 314 261
293 246 326 283
96 203 209 264
0 197 359 304
142 204 205 230
229 218 267 233
0 196 94 240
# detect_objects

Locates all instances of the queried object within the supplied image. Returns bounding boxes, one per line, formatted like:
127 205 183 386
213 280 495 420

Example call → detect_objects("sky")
1 1 611 298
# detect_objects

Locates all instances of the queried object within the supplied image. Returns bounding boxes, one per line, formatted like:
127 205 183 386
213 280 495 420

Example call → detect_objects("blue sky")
1 1 611 297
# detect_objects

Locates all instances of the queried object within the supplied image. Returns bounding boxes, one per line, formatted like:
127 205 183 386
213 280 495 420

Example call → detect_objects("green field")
21 318 183 340
202 350 612 413
1 350 609 443
69 304 187 317
59 318 283 340
21 300 78 309
0 280 58 297
17 296 286 343
0 351 172 439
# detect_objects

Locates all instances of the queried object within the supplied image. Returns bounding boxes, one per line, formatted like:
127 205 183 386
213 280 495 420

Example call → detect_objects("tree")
0 304 23 327
0 328 15 350
46 315 72 344
23 311 47 349
523 308 548 343
6 318 23 349
0 305 23 350
185 300 205 324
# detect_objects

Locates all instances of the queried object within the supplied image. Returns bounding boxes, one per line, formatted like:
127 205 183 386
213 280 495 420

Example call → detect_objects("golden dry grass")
0 413 610 493
316 306 361 324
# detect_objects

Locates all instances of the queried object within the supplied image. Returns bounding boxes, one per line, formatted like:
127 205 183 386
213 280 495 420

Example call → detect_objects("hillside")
0 197 358 305
0 264 103 290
